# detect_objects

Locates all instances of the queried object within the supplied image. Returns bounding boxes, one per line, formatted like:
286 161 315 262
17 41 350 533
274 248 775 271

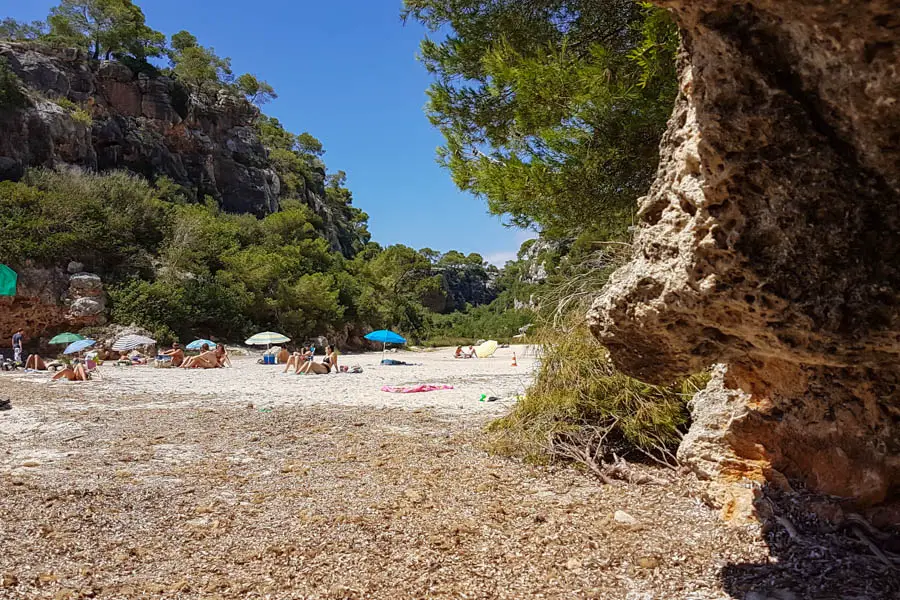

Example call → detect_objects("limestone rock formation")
589 0 900 517
0 41 367 257
0 266 107 346
0 41 280 216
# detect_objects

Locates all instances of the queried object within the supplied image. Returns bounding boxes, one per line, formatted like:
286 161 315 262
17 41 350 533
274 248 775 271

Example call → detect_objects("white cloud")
484 251 518 266
482 231 537 266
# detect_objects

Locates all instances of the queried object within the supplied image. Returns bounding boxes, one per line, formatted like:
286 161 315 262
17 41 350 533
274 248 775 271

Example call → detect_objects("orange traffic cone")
511 352 518 367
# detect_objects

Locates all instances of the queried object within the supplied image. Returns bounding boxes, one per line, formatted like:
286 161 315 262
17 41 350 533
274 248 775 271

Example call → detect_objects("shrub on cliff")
0 57 27 110
0 169 166 274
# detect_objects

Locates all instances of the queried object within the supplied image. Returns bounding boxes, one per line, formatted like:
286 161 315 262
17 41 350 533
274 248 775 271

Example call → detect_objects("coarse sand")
0 346 896 599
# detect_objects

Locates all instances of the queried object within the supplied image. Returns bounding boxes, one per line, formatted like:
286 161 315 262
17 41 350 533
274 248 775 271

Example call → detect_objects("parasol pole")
382 340 387 364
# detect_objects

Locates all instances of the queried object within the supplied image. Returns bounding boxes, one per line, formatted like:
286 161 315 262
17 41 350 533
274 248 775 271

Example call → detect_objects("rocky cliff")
0 41 361 256
0 41 281 215
589 0 900 522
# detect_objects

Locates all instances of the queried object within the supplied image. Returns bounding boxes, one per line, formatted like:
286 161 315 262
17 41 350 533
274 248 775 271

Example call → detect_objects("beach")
1 346 781 599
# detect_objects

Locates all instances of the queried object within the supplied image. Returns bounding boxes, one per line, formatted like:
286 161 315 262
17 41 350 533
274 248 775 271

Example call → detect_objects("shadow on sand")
720 486 900 600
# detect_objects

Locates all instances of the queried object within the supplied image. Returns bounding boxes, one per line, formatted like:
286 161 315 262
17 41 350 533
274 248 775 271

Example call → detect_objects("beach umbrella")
245 331 290 347
112 334 156 352
475 340 499 358
364 329 406 363
49 332 85 345
64 339 96 355
186 339 216 350
0 264 16 297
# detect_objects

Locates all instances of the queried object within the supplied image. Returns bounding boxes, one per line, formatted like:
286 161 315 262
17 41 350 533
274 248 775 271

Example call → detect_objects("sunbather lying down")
181 349 218 369
181 344 230 369
25 354 47 370
52 362 91 381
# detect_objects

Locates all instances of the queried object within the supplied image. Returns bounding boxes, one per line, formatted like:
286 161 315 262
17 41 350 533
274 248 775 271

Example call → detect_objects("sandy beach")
1 346 893 599
3 345 537 418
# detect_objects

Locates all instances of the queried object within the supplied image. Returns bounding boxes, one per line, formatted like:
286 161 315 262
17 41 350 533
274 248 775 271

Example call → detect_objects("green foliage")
0 18 47 41
403 0 678 239
0 57 27 110
0 169 167 274
48 0 165 61
488 319 709 463
425 303 533 345
170 42 232 94
255 117 371 257
235 73 277 106
169 30 198 53
54 97 92 125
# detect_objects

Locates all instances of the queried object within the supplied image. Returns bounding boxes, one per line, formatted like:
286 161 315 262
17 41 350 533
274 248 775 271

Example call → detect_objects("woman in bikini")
214 343 232 367
297 345 337 375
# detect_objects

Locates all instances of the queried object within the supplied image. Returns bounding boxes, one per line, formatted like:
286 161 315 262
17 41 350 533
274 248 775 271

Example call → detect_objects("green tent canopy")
0 264 16 297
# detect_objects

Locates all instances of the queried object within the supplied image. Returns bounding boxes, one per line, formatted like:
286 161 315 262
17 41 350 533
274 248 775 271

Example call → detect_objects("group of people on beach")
281 345 338 374
158 342 231 369
455 345 478 359
5 328 341 381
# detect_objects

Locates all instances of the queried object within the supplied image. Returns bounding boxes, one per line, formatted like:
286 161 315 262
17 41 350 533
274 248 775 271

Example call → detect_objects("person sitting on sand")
214 343 232 367
282 347 309 373
161 342 185 367
181 344 219 369
297 345 337 374
465 345 477 359
276 346 290 365
52 360 91 381
454 346 464 359
25 354 48 370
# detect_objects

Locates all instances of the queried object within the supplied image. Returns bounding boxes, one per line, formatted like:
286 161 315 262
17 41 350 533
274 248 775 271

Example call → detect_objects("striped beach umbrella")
245 332 290 346
112 335 156 352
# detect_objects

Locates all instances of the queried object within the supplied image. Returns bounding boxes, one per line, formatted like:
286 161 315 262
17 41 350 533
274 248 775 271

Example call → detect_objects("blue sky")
1 0 531 264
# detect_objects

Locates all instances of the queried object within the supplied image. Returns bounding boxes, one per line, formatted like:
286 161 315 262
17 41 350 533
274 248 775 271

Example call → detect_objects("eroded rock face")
0 267 107 346
589 0 900 513
0 41 278 217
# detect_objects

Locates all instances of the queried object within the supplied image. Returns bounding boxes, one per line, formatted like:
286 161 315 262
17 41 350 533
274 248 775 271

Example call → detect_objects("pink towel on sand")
381 384 454 393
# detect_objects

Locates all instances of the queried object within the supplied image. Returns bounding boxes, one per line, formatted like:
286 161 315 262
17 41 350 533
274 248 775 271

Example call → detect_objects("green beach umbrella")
0 264 16 297
49 332 85 345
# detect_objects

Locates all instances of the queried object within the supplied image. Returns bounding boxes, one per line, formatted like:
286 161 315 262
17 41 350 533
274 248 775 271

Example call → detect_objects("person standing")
11 328 24 365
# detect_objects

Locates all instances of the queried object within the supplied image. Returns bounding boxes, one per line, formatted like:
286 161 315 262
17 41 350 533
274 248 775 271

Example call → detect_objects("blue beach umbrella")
364 330 406 362
186 339 216 350
364 330 406 345
63 339 96 355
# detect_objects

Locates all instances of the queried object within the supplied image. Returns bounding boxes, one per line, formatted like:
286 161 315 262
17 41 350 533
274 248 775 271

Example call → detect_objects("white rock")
614 510 638 525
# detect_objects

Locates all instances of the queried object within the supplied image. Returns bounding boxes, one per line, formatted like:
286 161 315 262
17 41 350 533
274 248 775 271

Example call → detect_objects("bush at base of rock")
488 318 709 464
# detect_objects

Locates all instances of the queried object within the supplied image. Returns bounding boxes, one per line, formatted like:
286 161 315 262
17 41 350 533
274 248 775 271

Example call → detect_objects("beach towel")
381 384 454 393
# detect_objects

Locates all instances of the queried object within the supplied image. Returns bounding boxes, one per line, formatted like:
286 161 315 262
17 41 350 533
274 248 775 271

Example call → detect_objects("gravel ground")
0 353 896 599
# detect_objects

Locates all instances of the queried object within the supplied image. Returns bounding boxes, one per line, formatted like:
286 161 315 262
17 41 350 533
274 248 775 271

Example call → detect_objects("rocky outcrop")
589 0 900 517
0 265 107 348
0 41 279 216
